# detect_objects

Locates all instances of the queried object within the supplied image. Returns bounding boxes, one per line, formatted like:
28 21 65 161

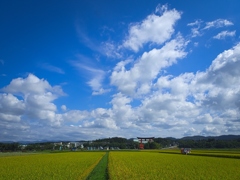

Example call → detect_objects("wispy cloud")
75 24 102 53
187 19 202 27
101 41 122 59
213 30 236 39
70 60 109 95
187 19 234 38
76 24 122 59
40 63 65 74
203 19 233 29
0 59 4 65
187 19 203 37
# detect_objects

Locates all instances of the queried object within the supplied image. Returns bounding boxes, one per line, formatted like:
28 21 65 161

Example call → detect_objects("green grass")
86 152 109 180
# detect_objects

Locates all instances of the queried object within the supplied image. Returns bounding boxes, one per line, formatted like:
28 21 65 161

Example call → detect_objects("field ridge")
86 152 109 180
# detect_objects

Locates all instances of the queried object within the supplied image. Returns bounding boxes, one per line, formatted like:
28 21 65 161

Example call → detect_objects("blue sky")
1 0 240 141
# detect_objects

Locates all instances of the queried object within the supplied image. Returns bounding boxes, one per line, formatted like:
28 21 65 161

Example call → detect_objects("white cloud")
111 93 138 128
123 5 181 52
101 41 122 59
1 74 65 126
184 127 197 136
0 113 21 122
62 110 89 122
213 30 236 39
92 88 111 95
203 19 233 29
61 105 67 111
187 18 235 39
194 114 214 124
2 74 64 96
155 4 168 14
187 20 203 37
190 27 202 37
0 93 25 116
85 108 118 129
187 20 202 27
24 92 62 126
201 126 220 136
111 35 187 96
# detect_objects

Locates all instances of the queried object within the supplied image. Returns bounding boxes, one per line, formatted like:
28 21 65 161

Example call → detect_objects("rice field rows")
1 150 240 179
0 152 105 180
108 151 240 180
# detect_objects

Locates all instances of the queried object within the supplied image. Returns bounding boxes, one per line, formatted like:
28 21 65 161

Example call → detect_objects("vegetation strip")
86 152 109 180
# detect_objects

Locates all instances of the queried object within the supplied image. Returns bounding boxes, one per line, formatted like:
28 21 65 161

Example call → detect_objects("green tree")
149 142 161 149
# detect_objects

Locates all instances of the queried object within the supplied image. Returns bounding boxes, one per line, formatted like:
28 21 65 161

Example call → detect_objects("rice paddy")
108 151 240 179
0 149 239 179
0 152 105 180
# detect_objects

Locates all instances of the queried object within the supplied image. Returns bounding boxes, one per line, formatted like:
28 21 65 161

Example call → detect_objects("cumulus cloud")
184 127 197 136
194 114 214 124
128 42 240 136
111 35 187 96
0 93 25 116
213 30 236 39
1 74 65 126
201 126 220 136
61 105 67 111
185 43 240 132
2 74 64 96
62 110 89 122
123 5 181 52
83 108 118 129
192 43 240 111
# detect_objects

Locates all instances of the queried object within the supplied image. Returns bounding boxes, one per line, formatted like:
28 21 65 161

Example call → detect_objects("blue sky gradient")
0 0 240 141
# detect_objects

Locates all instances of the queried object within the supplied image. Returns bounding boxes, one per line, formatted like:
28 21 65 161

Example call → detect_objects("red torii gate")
137 137 154 149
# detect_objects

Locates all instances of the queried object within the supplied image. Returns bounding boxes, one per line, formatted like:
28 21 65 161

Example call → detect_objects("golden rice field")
0 150 240 180
0 152 105 180
108 151 240 180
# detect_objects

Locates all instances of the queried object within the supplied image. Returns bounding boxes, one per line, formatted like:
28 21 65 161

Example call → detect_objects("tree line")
1 136 240 151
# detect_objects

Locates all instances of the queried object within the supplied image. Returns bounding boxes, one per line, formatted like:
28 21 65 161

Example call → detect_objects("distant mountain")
1 135 240 144
215 135 240 140
165 137 177 140
180 135 240 141
180 136 208 140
